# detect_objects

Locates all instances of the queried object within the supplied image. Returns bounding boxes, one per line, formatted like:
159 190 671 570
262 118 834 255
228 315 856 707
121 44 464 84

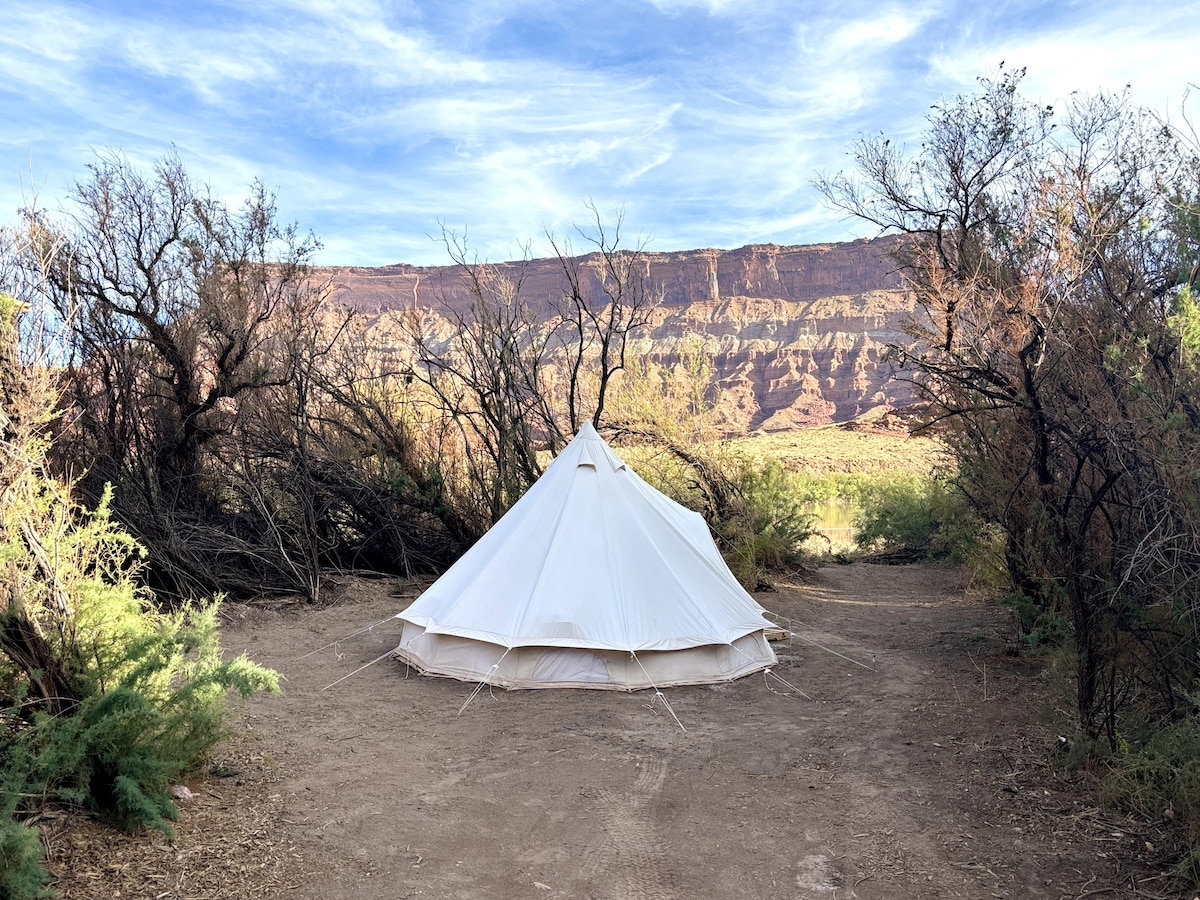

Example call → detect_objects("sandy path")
46 563 1162 899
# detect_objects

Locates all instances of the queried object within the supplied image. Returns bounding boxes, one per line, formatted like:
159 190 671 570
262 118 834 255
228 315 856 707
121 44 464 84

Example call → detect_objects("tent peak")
568 421 625 471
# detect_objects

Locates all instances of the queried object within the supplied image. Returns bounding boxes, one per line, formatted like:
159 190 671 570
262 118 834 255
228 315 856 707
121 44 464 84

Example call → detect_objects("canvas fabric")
393 422 777 690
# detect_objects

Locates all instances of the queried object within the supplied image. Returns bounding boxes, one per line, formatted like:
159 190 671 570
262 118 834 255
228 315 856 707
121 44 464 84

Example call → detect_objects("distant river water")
805 498 857 550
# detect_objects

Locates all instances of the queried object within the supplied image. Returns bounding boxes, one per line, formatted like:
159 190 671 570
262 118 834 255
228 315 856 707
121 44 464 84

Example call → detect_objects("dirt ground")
43 563 1178 899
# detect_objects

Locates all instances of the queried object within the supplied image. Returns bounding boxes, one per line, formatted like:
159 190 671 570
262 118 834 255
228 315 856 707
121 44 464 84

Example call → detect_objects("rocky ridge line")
318 235 917 431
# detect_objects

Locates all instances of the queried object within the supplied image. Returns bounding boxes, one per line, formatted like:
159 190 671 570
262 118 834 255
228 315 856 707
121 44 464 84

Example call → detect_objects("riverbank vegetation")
0 288 279 898
821 67 1200 884
3 67 1200 889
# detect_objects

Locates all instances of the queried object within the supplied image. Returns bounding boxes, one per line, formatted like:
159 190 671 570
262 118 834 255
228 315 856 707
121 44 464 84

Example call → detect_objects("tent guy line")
322 649 398 691
293 614 401 662
630 653 687 733
761 667 811 700
456 652 511 715
784 627 877 672
764 610 878 672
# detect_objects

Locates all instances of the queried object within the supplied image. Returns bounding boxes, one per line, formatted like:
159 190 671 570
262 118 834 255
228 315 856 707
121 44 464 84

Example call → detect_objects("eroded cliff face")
319 235 917 431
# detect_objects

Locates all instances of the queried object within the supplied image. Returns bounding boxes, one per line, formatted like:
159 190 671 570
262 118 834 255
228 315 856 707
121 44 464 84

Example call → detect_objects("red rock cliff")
317 235 917 431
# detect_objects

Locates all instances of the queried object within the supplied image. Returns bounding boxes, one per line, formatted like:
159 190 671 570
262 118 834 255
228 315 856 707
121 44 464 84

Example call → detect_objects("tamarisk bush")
820 69 1200 743
0 291 279 899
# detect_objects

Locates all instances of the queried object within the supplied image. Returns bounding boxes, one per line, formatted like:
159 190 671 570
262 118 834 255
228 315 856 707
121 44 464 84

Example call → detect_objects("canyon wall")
318 235 917 431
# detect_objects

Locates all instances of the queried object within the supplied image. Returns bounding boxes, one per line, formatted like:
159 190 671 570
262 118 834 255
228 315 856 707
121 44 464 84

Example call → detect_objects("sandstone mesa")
317 235 917 432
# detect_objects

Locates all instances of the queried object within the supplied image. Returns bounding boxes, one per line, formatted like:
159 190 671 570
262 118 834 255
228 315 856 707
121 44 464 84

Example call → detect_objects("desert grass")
728 425 946 477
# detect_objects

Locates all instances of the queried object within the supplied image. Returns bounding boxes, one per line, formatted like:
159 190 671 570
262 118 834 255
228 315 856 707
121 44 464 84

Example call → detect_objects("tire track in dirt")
126 565 1146 900
582 755 675 900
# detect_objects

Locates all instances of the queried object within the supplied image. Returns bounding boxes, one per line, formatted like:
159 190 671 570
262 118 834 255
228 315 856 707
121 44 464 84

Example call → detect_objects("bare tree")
287 310 482 573
549 202 661 437
26 151 333 597
405 231 557 524
819 69 1200 740
404 211 661 527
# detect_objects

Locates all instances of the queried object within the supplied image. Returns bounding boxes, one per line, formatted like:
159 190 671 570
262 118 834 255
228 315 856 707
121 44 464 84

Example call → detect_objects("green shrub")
1098 714 1200 889
788 471 887 505
705 458 815 586
0 746 53 900
16 598 277 832
0 291 280 898
1000 590 1070 648
851 475 1004 576
0 822 51 900
853 476 941 556
0 496 280 840
735 461 816 568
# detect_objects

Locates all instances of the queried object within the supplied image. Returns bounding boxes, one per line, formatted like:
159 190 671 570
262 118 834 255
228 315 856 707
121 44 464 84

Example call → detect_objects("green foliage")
621 435 817 586
1169 286 1200 363
0 744 53 900
0 290 280 896
0 819 51 900
9 597 277 832
788 471 894 505
851 475 1001 568
716 460 816 583
999 590 1069 648
1098 712 1200 889
853 476 941 556
0 492 280 890
737 461 817 565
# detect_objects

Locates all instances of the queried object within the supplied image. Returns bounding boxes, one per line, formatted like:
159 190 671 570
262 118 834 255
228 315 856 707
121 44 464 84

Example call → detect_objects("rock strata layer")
318 235 917 431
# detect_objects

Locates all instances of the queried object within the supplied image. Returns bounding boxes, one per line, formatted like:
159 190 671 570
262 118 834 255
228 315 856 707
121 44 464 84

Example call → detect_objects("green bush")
702 458 815 586
736 461 816 568
0 291 280 898
11 597 277 831
0 749 52 900
1098 714 1200 889
1000 590 1070 648
0 492 280 895
853 476 941 556
851 476 1000 566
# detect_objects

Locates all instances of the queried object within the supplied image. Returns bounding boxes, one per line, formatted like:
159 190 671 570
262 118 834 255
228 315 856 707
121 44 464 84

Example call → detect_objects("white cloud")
926 3 1196 112
0 0 1195 266
821 10 923 57
645 0 756 13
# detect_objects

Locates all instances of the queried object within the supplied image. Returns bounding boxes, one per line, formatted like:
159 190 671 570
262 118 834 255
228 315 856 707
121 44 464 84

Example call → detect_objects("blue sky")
2 0 1196 266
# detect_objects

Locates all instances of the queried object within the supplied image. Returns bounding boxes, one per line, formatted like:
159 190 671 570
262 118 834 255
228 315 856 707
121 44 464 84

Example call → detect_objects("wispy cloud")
928 3 1199 113
1 0 1194 265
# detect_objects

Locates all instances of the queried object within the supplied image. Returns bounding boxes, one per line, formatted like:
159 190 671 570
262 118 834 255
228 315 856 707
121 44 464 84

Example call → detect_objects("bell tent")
392 422 778 690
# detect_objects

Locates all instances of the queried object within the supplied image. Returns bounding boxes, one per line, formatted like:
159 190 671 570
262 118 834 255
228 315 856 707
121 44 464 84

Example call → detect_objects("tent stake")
632 653 686 733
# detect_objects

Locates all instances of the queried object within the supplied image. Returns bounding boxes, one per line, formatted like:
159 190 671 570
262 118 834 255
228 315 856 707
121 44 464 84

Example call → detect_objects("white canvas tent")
392 422 777 690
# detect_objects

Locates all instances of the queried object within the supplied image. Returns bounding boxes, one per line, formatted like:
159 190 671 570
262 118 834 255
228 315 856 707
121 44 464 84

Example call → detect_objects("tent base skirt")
393 623 776 691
